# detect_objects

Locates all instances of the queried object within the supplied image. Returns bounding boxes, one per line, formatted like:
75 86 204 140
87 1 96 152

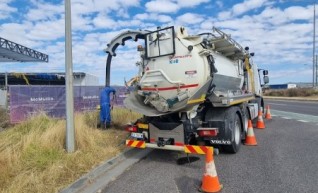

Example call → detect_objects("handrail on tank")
140 69 184 86
212 27 247 56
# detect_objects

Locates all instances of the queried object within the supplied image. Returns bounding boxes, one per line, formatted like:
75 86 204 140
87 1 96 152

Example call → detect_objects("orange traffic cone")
245 120 257 146
256 110 265 129
200 147 223 193
265 105 272 120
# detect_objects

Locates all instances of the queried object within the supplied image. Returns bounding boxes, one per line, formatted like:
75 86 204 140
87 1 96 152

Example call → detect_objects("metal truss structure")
0 37 48 62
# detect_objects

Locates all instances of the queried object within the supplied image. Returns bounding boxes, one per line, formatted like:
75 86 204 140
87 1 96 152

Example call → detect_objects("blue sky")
0 0 315 85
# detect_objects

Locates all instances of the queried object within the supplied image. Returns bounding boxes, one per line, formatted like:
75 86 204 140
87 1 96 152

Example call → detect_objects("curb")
60 148 153 193
263 96 318 101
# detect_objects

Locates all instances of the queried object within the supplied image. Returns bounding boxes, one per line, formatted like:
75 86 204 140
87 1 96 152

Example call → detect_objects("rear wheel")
223 112 242 153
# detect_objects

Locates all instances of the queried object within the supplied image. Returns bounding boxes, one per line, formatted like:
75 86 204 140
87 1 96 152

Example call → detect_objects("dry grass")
0 108 10 131
0 107 141 193
264 88 318 97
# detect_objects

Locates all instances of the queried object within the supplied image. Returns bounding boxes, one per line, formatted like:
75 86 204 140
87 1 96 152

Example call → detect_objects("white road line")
271 110 318 123
267 103 287 106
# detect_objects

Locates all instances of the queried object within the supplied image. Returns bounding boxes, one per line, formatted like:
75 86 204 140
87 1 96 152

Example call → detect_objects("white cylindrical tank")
125 27 245 115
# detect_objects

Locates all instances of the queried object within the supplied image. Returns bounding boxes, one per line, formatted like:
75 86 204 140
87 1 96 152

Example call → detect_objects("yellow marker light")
137 123 149 129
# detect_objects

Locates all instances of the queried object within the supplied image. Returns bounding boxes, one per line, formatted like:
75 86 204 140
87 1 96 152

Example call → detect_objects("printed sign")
9 85 128 123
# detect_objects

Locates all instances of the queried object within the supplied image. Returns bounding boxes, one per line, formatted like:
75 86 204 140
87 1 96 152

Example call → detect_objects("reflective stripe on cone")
200 147 223 193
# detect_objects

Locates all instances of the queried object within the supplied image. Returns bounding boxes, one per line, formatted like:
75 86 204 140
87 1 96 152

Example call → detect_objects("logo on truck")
169 55 192 64
210 139 231 145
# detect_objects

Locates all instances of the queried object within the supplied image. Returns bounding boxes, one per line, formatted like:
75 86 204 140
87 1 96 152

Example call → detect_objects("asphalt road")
265 99 318 116
103 101 318 193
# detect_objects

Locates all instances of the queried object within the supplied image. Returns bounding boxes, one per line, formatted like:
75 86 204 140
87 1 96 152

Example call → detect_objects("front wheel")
223 112 242 153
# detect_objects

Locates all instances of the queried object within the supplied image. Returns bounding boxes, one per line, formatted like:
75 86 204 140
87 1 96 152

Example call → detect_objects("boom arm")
104 30 148 86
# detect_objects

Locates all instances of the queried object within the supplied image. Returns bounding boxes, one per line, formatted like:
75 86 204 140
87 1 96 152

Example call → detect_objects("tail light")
125 125 138 132
197 128 218 137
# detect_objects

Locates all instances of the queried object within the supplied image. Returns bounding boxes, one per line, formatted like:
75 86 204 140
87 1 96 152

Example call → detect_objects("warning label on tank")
185 70 197 78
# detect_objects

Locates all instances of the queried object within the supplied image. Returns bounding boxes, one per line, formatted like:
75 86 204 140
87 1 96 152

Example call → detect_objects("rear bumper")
126 140 214 155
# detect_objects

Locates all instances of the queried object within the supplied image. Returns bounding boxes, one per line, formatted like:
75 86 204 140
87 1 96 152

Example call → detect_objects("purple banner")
9 86 128 123
112 86 129 107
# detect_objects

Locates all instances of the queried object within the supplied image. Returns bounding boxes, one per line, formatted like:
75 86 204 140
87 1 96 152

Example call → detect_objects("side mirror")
263 70 268 76
263 76 269 84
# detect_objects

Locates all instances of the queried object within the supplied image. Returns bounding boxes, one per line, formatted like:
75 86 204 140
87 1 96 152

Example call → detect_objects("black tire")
223 110 242 153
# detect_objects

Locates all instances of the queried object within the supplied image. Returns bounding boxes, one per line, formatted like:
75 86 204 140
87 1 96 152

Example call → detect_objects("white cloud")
0 0 17 20
93 14 117 29
204 1 313 83
26 2 64 21
269 68 312 83
145 0 209 13
217 11 232 20
0 23 29 42
255 5 313 25
134 13 149 20
27 19 65 41
72 14 95 31
285 6 313 21
176 13 205 25
70 0 140 15
232 0 267 16
200 20 214 30
133 13 172 23
216 1 223 8
145 0 180 13
218 0 268 19
157 15 173 23
174 0 209 7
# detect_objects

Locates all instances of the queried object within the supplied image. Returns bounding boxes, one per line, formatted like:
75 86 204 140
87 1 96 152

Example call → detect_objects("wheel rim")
234 117 240 145
244 112 248 133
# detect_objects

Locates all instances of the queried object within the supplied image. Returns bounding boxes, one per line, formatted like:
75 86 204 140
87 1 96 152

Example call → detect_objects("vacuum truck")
105 26 269 153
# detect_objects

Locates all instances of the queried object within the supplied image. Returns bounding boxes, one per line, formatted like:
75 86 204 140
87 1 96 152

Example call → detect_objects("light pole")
313 4 316 87
65 0 75 153
316 54 318 86
316 54 318 87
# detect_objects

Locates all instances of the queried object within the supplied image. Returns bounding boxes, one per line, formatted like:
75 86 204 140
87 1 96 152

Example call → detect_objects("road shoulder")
60 148 152 193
